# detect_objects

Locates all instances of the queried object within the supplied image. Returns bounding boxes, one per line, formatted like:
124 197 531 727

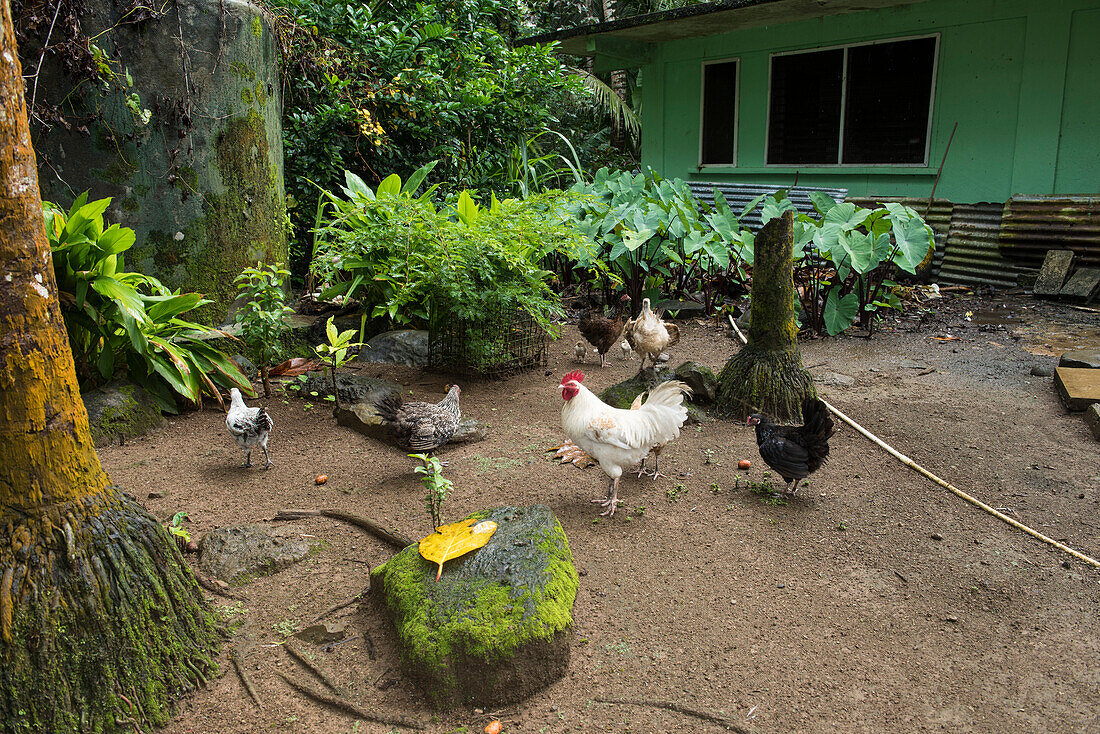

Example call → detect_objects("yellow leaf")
418 518 497 582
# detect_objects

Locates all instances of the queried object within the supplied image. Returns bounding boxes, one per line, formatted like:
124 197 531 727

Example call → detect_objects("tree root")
273 509 413 550
279 672 424 730
285 637 344 695
230 644 263 709
596 697 753 733
313 587 368 622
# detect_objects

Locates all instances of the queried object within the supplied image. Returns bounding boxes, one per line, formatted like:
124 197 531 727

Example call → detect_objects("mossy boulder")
371 504 578 709
198 525 321 585
82 380 167 446
598 361 717 407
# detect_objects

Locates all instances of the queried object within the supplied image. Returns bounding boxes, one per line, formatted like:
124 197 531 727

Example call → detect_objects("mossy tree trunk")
0 8 218 731
715 210 815 422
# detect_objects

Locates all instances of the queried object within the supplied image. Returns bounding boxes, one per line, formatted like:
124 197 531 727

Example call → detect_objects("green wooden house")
525 0 1100 285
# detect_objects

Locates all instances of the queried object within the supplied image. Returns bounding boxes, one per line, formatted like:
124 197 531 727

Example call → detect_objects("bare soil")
99 292 1100 734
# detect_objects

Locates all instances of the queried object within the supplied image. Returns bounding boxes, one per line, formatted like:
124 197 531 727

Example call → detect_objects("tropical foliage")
233 262 295 397
45 194 251 411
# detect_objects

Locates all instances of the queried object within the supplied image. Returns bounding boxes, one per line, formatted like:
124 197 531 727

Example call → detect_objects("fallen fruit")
315 474 327 485
484 721 502 734
738 459 751 470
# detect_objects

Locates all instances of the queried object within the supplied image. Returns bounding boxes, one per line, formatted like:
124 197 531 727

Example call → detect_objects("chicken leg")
262 445 273 470
242 450 252 468
591 476 623 517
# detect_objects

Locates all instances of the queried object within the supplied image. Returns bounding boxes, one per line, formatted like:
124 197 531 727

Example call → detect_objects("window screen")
843 37 936 164
767 49 843 165
701 60 739 165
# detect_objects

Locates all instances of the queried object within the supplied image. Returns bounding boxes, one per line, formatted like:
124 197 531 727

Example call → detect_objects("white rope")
728 315 1100 569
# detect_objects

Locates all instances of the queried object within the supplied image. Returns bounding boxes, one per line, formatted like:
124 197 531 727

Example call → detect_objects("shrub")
45 194 252 411
233 263 294 397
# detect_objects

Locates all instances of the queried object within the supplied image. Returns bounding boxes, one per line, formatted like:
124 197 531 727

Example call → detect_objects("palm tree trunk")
715 210 815 421
0 6 217 729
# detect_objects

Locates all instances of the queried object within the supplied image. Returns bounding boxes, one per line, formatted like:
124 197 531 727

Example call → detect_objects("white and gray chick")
226 388 274 468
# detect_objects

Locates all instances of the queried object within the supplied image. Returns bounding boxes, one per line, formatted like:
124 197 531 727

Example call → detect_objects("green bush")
233 262 295 397
768 191 935 336
45 194 252 411
310 164 598 339
563 167 757 312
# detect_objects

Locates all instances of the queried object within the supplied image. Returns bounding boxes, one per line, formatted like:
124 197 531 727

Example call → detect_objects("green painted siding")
640 0 1100 202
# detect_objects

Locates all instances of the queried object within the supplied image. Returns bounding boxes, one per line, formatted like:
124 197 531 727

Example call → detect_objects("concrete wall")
639 0 1100 203
31 0 288 321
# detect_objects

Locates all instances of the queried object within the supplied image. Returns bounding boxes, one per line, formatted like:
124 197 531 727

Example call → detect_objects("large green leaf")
824 290 859 335
376 173 402 196
402 159 440 196
834 230 875 274
891 214 935 274
95 224 136 256
91 276 147 324
144 292 204 322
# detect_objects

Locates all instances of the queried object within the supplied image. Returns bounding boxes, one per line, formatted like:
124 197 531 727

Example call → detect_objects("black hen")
374 385 461 452
747 398 835 495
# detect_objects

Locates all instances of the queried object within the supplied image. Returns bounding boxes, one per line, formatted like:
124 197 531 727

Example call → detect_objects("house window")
700 59 739 165
767 36 938 166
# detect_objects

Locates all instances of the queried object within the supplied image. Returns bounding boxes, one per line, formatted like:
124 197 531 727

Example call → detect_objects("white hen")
558 370 690 516
623 297 680 371
226 388 274 468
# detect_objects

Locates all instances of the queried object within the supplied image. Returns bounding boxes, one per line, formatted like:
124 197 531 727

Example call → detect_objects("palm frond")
569 66 641 142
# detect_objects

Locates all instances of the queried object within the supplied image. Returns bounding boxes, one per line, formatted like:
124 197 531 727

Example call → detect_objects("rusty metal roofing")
688 181 849 231
937 203 1017 288
1000 195 1100 271
518 0 931 55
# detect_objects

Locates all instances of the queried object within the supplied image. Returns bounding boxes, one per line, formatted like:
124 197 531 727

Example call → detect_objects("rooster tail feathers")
645 380 691 407
374 393 404 423
801 398 836 440
666 323 681 347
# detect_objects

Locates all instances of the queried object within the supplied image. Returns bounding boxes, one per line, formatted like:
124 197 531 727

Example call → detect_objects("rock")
1059 348 1100 369
1054 367 1100 411
653 300 706 319
335 401 488 447
814 371 855 387
1030 365 1053 377
597 363 714 409
294 621 347 645
1085 403 1100 441
300 371 403 406
358 329 430 368
82 380 167 447
672 361 718 402
1033 249 1074 296
1059 267 1100 302
198 525 321 585
230 354 258 380
371 505 577 709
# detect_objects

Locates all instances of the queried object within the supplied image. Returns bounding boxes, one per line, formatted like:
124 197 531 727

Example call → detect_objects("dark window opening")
767 49 843 165
843 37 936 164
766 36 936 166
701 60 738 165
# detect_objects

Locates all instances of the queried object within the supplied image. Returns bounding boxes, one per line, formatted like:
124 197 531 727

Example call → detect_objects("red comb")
561 370 584 384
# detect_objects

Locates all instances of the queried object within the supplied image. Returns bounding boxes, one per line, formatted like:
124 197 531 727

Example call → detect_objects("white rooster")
558 370 690 517
226 388 274 469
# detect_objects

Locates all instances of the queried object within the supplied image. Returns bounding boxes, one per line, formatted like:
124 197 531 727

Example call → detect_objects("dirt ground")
99 291 1100 734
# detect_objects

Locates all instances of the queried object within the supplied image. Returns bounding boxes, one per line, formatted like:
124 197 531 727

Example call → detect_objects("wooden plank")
1054 366 1100 411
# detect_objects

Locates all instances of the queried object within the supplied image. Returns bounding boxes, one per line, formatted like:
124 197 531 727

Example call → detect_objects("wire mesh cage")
428 302 550 380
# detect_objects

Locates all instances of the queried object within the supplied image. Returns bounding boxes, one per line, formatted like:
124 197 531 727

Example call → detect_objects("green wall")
639 0 1100 202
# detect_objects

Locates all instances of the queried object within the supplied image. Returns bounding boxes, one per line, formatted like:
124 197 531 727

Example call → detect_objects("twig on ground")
273 509 414 550
313 587 368 622
279 672 424 730
596 697 752 733
230 644 263 709
918 367 936 376
894 570 908 584
194 570 247 601
284 638 344 695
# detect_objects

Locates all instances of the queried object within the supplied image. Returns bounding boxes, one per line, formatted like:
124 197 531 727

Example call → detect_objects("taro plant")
410 452 453 530
45 194 252 411
313 316 365 410
233 262 295 397
762 191 935 336
565 167 758 313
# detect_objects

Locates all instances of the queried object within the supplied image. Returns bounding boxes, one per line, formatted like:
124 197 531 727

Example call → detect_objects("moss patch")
82 381 167 447
371 505 577 708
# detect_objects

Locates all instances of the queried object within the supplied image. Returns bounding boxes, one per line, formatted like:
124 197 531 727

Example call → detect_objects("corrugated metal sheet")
938 202 1017 288
688 182 848 231
1000 195 1100 271
850 196 952 276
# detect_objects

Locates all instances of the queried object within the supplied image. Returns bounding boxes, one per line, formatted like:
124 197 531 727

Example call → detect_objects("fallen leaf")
419 518 497 581
269 357 323 377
